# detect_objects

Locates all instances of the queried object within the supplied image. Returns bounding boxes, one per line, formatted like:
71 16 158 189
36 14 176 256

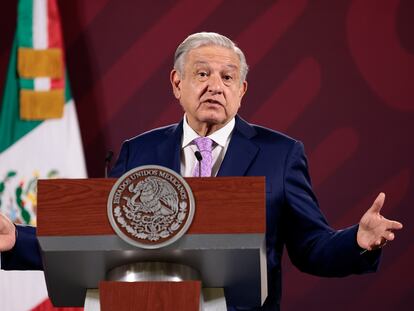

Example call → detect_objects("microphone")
104 150 114 178
194 151 203 177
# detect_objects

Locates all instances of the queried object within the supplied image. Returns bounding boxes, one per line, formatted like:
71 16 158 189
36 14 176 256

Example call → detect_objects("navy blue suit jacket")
2 116 379 310
109 116 380 310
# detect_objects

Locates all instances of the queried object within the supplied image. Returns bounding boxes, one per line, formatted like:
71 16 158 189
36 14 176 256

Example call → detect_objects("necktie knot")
193 137 213 177
193 137 213 152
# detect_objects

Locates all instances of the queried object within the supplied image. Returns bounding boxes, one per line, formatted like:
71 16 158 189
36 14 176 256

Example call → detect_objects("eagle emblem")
107 166 195 249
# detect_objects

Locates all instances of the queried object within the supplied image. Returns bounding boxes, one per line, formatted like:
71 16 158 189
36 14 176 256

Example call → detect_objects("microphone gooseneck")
105 150 114 178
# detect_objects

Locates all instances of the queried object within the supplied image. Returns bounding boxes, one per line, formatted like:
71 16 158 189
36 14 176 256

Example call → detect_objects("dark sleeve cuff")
348 224 381 274
1 225 43 270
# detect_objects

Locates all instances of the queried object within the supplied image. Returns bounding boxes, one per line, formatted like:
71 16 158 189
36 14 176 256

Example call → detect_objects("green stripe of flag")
64 72 72 102
17 0 33 48
19 78 35 90
0 38 41 153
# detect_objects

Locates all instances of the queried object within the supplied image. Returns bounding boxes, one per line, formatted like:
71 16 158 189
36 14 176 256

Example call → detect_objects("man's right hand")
0 213 16 251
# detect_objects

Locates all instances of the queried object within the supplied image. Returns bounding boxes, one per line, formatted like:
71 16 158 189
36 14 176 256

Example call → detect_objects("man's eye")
223 75 233 81
198 72 208 77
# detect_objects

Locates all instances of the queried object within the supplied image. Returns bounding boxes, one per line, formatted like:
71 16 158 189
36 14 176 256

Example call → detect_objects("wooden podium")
37 177 267 310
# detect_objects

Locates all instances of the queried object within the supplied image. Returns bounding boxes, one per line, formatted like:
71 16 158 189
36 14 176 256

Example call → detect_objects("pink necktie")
193 137 213 177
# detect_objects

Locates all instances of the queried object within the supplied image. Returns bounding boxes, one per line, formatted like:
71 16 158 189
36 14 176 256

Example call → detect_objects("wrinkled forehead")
185 45 241 69
191 61 240 74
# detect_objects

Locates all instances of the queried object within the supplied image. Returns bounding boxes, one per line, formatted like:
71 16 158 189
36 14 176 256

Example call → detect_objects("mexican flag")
0 0 86 310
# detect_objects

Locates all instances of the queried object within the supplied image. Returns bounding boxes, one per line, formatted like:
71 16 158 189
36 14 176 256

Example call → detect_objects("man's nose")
207 74 223 94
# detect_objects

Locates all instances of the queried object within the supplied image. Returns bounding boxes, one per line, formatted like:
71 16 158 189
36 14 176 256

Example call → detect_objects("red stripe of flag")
47 0 65 90
30 297 83 311
51 78 64 89
47 0 62 48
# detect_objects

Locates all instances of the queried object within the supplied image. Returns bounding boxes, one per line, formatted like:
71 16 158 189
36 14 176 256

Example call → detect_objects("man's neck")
187 119 228 137
195 125 219 136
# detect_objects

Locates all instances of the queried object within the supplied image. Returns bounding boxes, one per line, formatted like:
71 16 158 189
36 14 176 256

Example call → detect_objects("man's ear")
239 80 248 100
170 69 182 99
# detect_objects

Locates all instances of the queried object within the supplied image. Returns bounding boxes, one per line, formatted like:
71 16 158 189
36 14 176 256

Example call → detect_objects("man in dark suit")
0 32 403 310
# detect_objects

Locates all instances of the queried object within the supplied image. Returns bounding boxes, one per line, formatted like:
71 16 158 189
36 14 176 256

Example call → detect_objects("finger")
0 235 15 251
373 237 387 249
387 220 403 230
383 231 395 241
369 192 385 213
381 218 404 231
0 213 15 235
376 236 386 245
0 214 9 232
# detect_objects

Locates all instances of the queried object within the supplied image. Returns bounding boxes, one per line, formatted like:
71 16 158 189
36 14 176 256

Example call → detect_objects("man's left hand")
357 192 403 251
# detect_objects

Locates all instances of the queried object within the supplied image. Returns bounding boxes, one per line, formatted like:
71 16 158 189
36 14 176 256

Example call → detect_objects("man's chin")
198 115 226 125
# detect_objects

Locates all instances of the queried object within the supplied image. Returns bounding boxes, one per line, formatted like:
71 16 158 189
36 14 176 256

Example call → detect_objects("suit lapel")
156 121 183 174
217 116 259 177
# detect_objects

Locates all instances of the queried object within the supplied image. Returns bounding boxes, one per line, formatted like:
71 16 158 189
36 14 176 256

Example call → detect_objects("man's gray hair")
174 32 249 81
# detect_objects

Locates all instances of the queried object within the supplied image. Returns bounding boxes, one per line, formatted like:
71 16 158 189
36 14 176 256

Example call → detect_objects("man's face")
171 45 247 134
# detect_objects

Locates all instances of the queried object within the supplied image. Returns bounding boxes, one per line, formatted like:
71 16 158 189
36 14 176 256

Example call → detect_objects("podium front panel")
38 177 267 308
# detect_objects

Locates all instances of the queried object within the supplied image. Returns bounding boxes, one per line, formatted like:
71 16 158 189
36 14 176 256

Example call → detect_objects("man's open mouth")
203 99 222 105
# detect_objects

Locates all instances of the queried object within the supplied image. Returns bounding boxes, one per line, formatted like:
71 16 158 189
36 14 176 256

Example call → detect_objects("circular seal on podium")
107 165 195 249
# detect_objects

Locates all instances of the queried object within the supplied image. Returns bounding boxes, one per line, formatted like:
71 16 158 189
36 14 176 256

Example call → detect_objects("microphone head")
194 151 203 161
105 150 114 163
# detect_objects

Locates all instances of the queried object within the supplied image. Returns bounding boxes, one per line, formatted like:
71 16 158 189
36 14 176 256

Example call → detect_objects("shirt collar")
182 115 235 148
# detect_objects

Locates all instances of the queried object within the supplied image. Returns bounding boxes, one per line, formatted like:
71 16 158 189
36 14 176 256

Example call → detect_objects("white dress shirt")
181 115 235 177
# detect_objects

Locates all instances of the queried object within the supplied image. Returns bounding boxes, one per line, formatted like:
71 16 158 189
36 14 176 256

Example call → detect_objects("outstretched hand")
357 193 403 251
0 213 16 252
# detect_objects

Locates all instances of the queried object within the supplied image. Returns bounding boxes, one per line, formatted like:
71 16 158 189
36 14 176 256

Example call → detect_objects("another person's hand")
357 193 403 251
0 213 16 251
